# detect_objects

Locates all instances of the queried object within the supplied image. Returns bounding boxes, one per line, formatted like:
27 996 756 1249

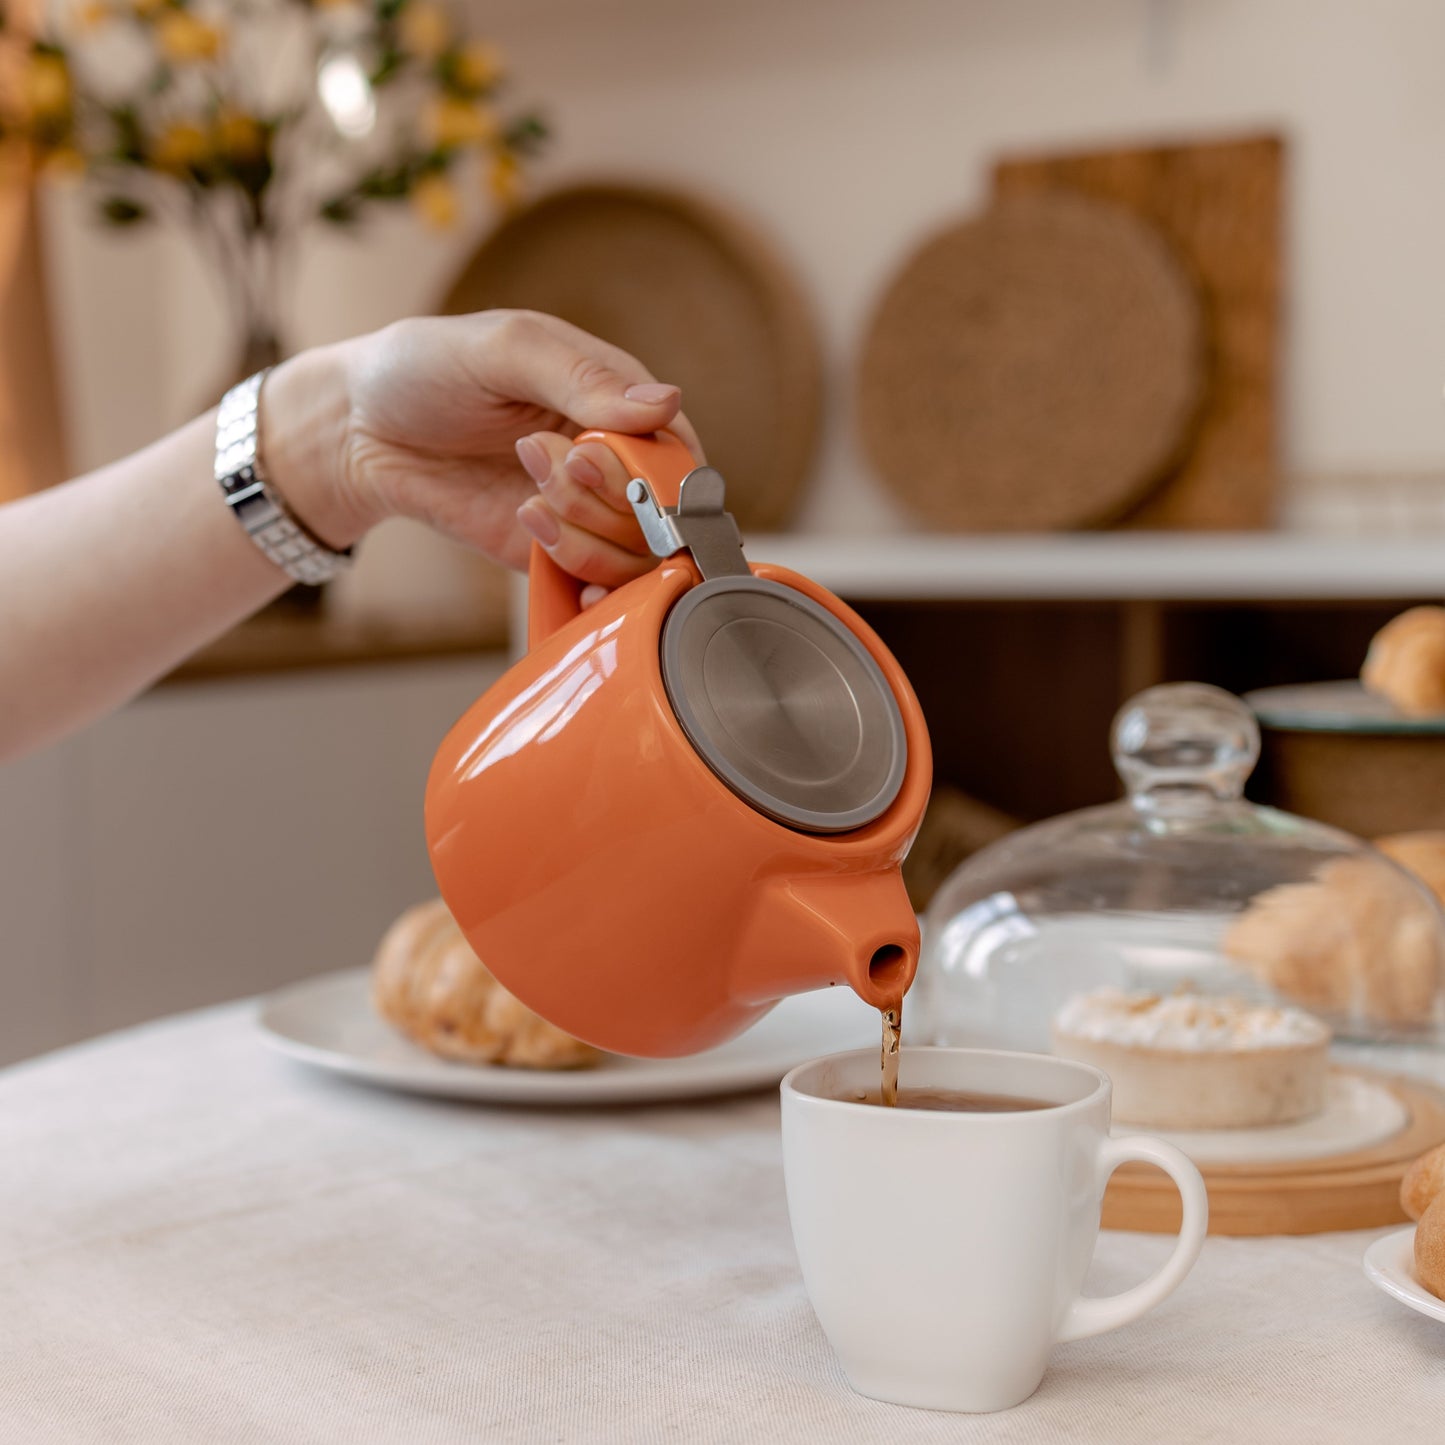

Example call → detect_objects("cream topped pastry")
1053 988 1329 1051
1051 988 1330 1129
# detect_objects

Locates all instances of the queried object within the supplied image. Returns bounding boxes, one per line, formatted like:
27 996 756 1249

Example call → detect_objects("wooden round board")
857 192 1206 531
439 181 822 533
1102 1069 1445 1236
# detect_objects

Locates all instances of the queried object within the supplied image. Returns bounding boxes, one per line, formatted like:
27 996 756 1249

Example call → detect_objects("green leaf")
100 196 149 226
320 196 358 225
357 167 410 199
504 114 548 155
110 107 146 165
369 48 405 87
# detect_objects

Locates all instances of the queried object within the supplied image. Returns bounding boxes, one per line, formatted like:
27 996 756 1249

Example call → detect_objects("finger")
580 584 609 609
516 432 651 553
485 311 686 435
560 420 709 520
515 499 657 589
563 439 643 516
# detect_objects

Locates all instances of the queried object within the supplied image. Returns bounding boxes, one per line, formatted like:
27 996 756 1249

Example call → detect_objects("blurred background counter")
9 0 1445 1066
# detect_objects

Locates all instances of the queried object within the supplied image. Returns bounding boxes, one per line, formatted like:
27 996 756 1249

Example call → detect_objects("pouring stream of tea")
880 1005 901 1107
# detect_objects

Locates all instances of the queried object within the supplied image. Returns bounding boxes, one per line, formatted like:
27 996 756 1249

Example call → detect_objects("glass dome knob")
1111 683 1261 805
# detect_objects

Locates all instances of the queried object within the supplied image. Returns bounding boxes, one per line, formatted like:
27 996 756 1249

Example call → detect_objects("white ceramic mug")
780 1047 1208 1413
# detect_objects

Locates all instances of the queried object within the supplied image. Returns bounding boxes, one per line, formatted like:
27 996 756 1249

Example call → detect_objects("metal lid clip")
627 467 751 582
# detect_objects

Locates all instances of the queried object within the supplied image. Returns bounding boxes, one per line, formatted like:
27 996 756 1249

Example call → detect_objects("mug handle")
526 428 698 650
1055 1134 1209 1343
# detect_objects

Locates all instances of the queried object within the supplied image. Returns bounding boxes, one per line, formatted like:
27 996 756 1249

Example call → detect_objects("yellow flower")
454 41 502 92
43 146 87 179
424 96 497 149
151 120 209 172
23 55 71 121
411 171 459 229
398 2 449 61
487 150 521 208
214 109 264 160
72 0 113 30
155 11 224 63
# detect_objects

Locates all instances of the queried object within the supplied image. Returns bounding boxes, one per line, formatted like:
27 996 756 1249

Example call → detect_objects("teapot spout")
736 868 919 1012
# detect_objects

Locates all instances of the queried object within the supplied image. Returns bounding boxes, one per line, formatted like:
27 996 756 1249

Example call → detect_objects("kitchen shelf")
741 532 1445 601
165 611 508 684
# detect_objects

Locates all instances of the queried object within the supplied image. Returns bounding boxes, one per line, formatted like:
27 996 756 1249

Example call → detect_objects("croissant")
372 899 600 1069
1376 831 1445 905
1223 855 1441 1025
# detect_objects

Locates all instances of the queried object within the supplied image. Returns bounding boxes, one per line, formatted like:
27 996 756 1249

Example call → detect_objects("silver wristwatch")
214 368 351 586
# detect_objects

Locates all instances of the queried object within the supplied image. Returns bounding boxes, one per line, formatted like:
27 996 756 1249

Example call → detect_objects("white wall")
38 0 1445 528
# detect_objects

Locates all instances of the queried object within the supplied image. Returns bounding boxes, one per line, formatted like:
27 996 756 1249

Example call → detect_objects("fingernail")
623 383 680 405
516 499 560 546
565 449 605 489
580 584 609 609
515 435 551 486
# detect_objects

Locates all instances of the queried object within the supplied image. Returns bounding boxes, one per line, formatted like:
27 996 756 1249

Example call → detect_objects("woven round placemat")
439 182 822 533
857 193 1206 531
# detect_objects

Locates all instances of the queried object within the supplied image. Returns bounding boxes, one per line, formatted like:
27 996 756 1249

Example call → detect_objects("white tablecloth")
1 999 1442 1445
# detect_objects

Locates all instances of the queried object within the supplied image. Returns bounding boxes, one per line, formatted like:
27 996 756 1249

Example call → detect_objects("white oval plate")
257 968 879 1106
1363 1226 1445 1324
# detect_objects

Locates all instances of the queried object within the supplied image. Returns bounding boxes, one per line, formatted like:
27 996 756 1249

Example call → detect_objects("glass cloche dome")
913 684 1445 1052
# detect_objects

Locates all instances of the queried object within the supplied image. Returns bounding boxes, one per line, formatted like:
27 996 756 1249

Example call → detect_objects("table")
1 1000 1442 1444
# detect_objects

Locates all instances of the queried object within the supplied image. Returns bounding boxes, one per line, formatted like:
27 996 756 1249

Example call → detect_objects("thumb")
493 312 683 432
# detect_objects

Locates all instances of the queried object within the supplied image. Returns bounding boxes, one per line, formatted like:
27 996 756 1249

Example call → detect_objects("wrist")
259 346 371 550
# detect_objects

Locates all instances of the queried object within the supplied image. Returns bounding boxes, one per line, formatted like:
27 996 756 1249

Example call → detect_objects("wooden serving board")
1102 1070 1445 1236
856 193 1206 532
994 132 1284 530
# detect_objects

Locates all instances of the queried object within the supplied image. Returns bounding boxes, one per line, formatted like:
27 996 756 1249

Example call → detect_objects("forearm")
0 311 693 764
0 351 352 763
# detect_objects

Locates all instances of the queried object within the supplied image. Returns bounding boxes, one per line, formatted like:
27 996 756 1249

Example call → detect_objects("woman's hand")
264 310 703 589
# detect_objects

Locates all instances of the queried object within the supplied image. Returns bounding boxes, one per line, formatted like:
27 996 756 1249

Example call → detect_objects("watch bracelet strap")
215 369 352 587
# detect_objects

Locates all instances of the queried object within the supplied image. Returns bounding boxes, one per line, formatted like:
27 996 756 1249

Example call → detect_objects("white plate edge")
1363 1226 1445 1324
255 968 874 1105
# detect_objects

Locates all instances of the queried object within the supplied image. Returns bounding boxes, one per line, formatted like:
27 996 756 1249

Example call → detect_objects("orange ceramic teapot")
425 429 932 1057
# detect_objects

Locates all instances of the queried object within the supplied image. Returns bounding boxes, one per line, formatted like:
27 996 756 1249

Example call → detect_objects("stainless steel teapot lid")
630 466 907 834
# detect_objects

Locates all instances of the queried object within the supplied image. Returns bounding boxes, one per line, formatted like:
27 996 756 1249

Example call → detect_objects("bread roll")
372 899 599 1069
1362 606 1445 717
1401 1141 1445 1223
1414 1190 1445 1301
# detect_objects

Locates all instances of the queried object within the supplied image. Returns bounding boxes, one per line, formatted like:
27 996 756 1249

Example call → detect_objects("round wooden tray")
439 181 822 533
1102 1069 1445 1236
856 192 1206 531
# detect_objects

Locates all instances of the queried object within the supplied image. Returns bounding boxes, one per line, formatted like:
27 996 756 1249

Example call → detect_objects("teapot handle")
526 428 698 649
